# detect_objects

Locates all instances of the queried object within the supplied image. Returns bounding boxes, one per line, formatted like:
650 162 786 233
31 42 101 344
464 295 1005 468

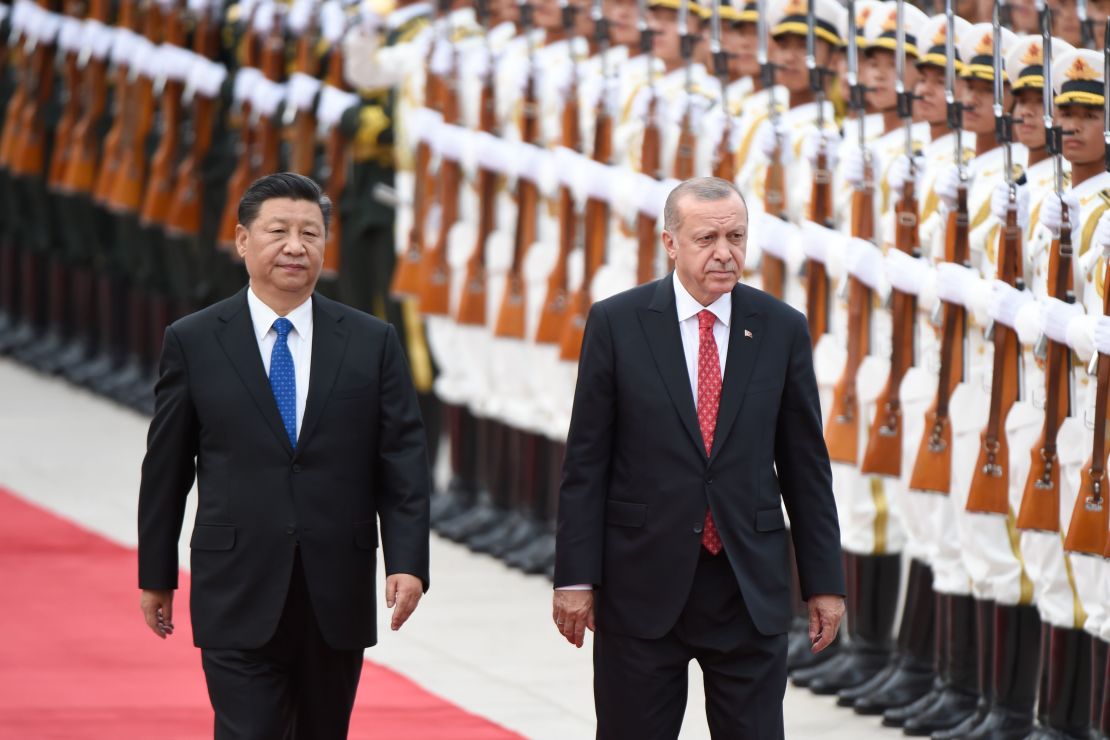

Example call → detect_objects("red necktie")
697 310 723 555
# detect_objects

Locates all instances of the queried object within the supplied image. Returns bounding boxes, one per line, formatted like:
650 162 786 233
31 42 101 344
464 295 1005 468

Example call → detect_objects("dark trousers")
594 549 788 740
200 549 364 740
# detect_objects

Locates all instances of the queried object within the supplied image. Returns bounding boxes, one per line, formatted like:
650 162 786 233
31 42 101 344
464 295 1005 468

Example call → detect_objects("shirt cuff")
555 584 593 591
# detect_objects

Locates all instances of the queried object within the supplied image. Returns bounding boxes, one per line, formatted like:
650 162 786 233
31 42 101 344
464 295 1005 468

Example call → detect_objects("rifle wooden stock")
805 147 833 346
560 107 612 362
0 41 28 170
966 207 1024 514
419 70 462 318
140 5 186 227
861 179 920 477
495 166 539 339
535 76 578 341
762 150 787 299
673 109 695 181
288 20 320 177
10 27 56 179
635 98 661 286
165 94 214 237
251 26 284 181
1017 227 1074 531
93 0 141 204
321 46 348 279
712 114 735 182
457 157 496 327
59 0 111 193
217 17 262 249
910 187 970 493
1063 238 1110 555
49 10 84 191
824 183 874 465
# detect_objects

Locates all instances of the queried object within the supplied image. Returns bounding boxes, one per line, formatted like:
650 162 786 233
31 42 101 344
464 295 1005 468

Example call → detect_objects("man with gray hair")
553 176 845 738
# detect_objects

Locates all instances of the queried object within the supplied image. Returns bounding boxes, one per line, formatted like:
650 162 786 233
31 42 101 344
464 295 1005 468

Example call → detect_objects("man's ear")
662 230 677 260
235 224 249 259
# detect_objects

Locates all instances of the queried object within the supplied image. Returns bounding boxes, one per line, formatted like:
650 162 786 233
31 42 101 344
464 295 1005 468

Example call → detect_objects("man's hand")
552 590 595 648
141 589 175 639
386 574 423 631
808 594 845 653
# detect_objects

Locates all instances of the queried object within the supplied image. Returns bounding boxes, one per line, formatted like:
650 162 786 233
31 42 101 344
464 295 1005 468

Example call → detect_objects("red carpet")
0 487 520 739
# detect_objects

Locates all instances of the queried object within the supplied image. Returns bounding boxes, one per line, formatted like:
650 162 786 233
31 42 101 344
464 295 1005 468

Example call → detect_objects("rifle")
48 6 85 191
250 5 286 179
164 1 221 237
1018 7 1072 531
804 0 831 345
0 5 30 171
861 0 919 477
534 0 578 339
710 0 734 182
1062 17 1110 555
758 0 786 298
672 0 695 182
92 0 141 205
560 0 611 362
391 0 450 298
419 7 463 318
59 0 114 195
285 0 321 176
824 0 873 466
216 2 265 249
140 2 191 227
10 0 59 179
319 4 351 280
495 0 540 338
966 0 1024 513
635 0 661 284
910 0 969 493
1079 0 1094 49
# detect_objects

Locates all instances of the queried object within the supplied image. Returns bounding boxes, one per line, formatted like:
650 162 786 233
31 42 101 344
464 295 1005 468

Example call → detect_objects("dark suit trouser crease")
594 549 787 740
201 549 364 740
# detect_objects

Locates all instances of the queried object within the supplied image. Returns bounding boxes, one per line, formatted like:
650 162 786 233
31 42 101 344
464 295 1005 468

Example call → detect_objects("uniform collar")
673 271 732 327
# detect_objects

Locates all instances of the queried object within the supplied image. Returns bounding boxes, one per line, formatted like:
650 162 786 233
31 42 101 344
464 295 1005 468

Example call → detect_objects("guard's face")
663 194 747 305
1013 88 1047 150
771 34 832 94
236 198 326 299
863 48 898 111
1047 0 1082 46
1058 104 1107 166
725 22 760 80
959 76 1008 134
533 0 564 31
648 7 698 69
603 0 640 48
913 65 947 124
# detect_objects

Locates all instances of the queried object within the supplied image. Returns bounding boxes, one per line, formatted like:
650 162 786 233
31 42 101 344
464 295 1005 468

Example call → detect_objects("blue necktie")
270 318 297 448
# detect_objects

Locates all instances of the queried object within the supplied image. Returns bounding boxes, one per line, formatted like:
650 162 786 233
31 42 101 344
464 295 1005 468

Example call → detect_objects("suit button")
706 477 714 485
292 464 301 473
285 526 296 535
693 524 704 534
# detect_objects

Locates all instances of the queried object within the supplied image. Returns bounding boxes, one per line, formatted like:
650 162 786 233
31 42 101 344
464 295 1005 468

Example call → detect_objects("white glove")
887 154 925 200
1095 315 1110 356
987 279 1032 329
990 182 1030 230
802 129 841 173
756 119 793 165
1040 192 1080 238
843 147 879 189
936 164 964 212
1095 211 1110 258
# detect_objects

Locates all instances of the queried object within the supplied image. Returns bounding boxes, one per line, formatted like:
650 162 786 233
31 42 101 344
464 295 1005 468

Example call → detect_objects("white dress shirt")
673 271 730 401
247 286 313 438
557 275 731 592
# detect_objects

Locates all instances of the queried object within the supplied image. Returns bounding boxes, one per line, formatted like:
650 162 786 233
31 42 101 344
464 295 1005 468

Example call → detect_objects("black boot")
793 552 857 687
808 552 900 695
934 598 997 737
1099 640 1110 739
885 591 951 728
851 560 936 714
1044 627 1093 739
429 406 477 526
950 603 1042 739
903 594 980 736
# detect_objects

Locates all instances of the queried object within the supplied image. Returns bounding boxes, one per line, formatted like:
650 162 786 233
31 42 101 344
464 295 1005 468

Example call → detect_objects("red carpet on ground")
0 487 520 739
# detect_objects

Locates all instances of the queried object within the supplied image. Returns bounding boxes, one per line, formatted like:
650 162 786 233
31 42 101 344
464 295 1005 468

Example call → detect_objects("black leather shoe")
901 686 979 736
854 660 935 715
838 661 896 706
883 684 943 727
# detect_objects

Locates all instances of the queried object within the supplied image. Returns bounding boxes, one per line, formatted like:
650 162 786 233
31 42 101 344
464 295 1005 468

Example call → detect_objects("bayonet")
945 0 964 180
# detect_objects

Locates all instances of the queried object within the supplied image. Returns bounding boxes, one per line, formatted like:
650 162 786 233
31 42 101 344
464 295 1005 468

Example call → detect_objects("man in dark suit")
137 172 430 740
553 177 845 739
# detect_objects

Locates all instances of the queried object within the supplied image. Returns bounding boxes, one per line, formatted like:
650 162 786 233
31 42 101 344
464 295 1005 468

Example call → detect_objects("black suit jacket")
138 288 430 650
554 276 844 639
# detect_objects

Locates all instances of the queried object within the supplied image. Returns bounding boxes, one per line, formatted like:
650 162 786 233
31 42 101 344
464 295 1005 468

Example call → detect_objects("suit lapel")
294 295 350 458
215 288 294 456
710 284 765 461
638 277 705 457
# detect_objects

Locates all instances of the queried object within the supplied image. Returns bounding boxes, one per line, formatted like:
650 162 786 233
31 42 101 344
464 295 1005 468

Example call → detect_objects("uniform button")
285 526 296 535
292 464 302 473
693 524 704 534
